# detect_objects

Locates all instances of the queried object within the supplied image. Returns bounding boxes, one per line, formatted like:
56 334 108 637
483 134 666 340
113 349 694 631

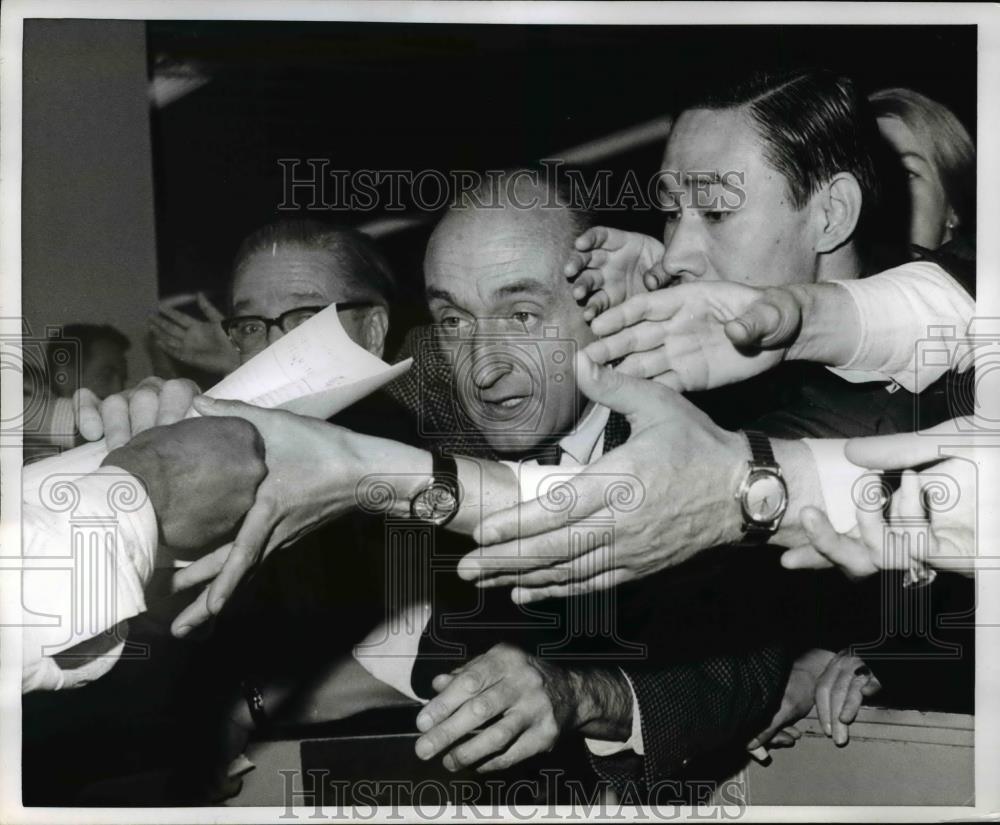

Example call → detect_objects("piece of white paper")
23 304 412 496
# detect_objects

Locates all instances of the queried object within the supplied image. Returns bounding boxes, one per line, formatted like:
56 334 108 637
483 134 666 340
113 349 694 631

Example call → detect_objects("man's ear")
361 305 389 358
812 172 863 254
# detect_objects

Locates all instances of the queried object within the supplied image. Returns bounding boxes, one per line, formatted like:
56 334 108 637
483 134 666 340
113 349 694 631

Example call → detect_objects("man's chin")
481 431 553 459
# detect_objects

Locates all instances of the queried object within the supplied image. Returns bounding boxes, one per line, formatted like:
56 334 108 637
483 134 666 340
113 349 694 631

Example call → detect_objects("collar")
558 402 611 465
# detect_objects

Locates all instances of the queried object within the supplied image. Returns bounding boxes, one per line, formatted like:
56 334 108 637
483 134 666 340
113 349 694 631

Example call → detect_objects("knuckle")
471 698 493 718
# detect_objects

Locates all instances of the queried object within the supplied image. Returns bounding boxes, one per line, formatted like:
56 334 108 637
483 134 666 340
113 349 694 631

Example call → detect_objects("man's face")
658 108 817 287
80 340 127 399
425 213 594 456
229 245 375 364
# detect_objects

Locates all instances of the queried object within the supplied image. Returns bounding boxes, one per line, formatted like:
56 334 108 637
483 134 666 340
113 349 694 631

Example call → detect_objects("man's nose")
266 324 286 347
468 340 515 389
660 210 708 282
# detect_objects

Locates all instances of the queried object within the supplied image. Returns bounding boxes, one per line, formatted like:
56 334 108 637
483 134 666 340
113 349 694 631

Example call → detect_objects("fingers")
171 544 230 592
463 495 611 579
828 666 858 745
589 291 682 338
100 392 134 450
844 419 968 470
476 729 547 773
574 225 613 253
616 349 673 382
127 385 163 440
441 711 526 772
511 568 631 605
158 305 196 329
486 544 615 589
415 668 507 761
780 544 835 571
585 323 666 366
155 379 199 426
797 506 879 580
892 470 925 521
171 585 212 637
197 292 226 322
767 727 801 748
73 387 104 441
205 498 276 615
839 667 880 725
814 666 834 737
192 394 278 432
574 349 677 421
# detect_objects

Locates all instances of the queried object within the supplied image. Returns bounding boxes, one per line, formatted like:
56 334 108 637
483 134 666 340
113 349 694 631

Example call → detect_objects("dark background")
147 22 977 329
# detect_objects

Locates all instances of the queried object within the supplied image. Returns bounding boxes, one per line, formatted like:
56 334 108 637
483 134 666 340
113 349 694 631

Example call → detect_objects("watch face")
412 483 459 524
744 471 787 523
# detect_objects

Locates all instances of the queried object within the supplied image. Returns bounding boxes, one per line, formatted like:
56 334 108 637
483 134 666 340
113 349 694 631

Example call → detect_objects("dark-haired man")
465 68 964 592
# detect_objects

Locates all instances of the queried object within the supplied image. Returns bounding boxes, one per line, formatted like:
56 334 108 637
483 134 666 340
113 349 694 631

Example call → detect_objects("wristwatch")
736 430 788 543
409 452 461 526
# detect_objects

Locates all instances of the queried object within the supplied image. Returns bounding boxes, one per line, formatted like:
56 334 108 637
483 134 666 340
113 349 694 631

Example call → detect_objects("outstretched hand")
585 281 800 392
563 227 665 322
459 350 746 601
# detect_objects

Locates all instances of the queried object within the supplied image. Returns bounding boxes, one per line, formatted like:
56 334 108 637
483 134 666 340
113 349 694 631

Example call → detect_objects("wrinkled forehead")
424 211 572 303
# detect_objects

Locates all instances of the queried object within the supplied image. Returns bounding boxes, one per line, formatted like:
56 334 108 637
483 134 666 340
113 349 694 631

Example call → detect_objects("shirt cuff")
801 438 866 534
353 601 433 701
830 262 975 392
584 669 645 757
499 459 586 502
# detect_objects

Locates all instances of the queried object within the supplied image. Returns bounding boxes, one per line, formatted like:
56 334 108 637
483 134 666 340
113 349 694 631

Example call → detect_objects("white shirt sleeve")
21 466 158 692
827 261 975 393
353 601 433 701
498 458 586 502
801 438 867 534
584 669 645 756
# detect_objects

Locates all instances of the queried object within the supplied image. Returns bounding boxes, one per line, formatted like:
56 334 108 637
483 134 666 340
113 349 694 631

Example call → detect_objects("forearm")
784 282 861 367
358 434 519 535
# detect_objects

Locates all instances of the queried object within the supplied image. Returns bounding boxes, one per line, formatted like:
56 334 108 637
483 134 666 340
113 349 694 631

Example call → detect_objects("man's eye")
512 311 536 326
702 210 730 224
236 320 265 336
662 210 681 224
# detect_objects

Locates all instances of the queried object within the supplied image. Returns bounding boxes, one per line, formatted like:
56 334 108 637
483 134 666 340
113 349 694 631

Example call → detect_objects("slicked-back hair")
232 219 397 308
686 69 882 216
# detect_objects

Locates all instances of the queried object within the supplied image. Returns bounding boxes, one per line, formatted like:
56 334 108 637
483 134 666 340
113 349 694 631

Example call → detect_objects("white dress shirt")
20 465 157 692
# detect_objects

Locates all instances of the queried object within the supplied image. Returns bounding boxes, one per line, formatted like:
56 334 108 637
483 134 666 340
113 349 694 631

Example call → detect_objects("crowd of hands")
71 225 973 773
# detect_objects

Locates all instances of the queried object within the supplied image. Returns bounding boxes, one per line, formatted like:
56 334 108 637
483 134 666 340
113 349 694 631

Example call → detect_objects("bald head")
423 172 594 456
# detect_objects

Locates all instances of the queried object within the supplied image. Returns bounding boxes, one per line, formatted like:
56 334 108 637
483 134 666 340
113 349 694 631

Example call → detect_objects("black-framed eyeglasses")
221 301 372 352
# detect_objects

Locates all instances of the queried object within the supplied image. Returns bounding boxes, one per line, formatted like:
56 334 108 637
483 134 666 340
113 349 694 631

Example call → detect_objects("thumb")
197 292 226 322
192 394 274 429
725 298 788 349
575 350 675 423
